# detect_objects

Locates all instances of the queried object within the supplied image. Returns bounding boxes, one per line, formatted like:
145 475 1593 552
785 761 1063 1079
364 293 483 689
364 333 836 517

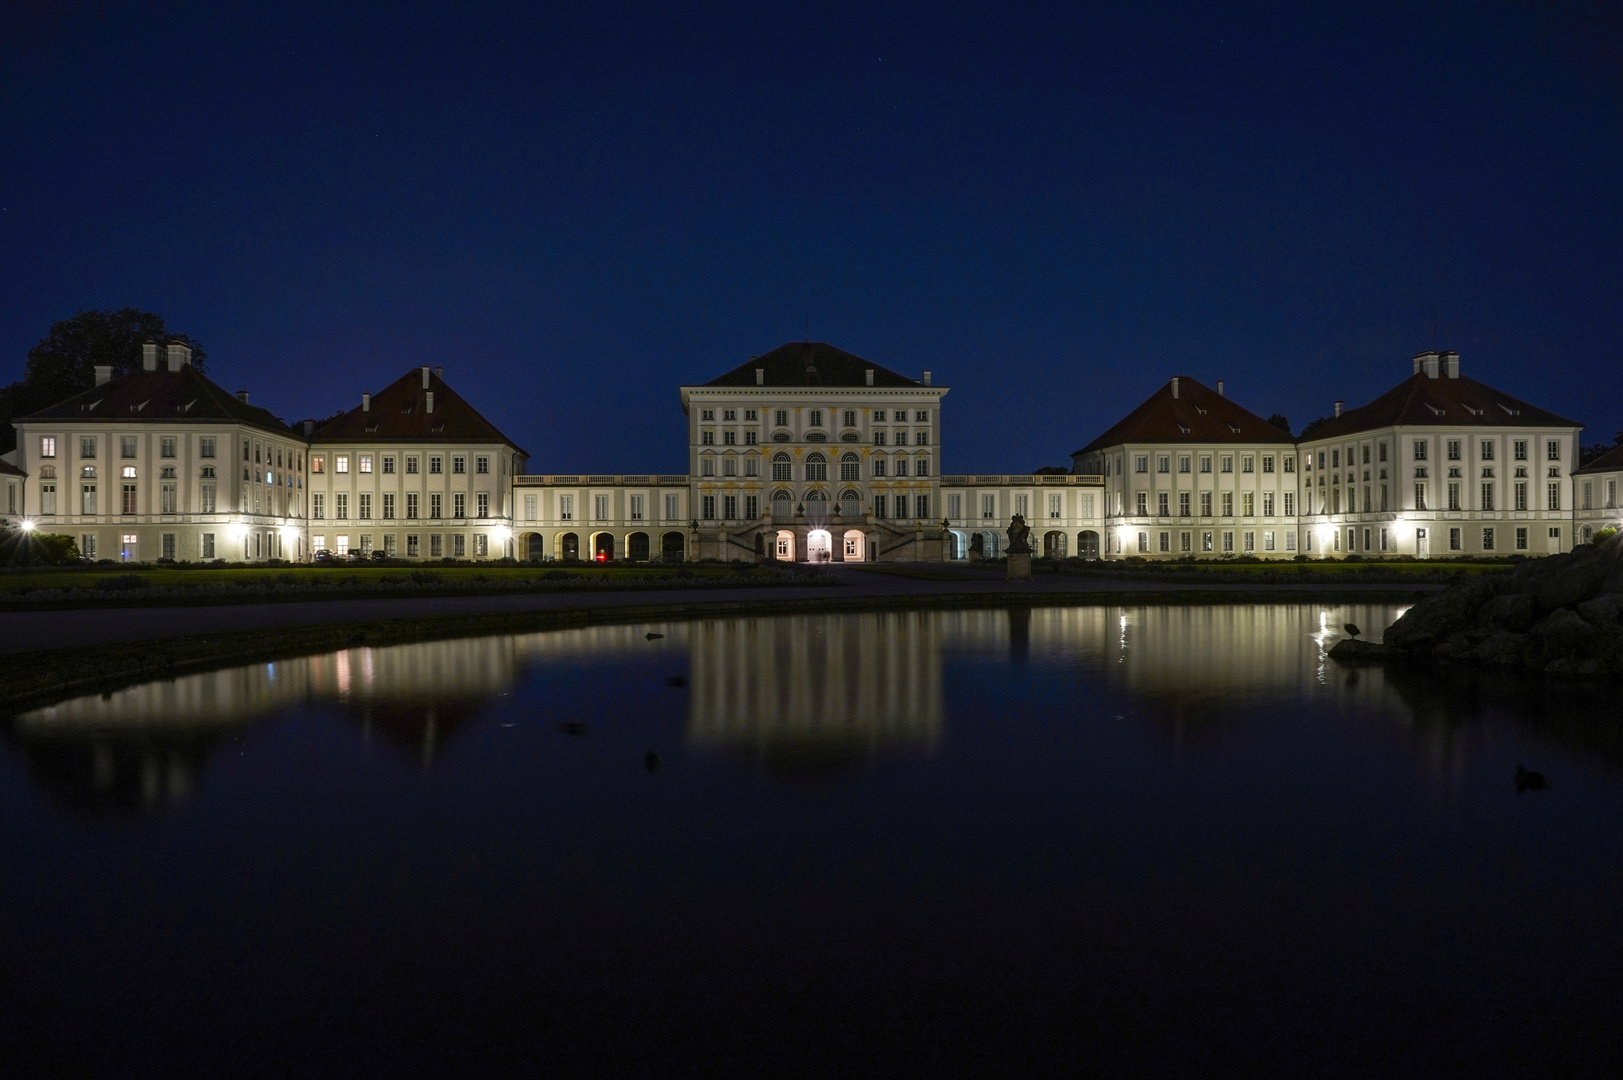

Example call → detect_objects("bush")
1593 527 1618 546
0 528 81 566
94 573 148 592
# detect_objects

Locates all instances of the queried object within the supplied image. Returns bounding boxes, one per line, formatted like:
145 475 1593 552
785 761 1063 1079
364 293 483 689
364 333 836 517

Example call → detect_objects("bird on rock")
1515 765 1549 792
1345 623 1361 638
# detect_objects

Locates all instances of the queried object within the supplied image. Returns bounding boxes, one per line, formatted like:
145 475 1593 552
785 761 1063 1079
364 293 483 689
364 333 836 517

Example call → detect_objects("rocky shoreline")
1330 536 1623 677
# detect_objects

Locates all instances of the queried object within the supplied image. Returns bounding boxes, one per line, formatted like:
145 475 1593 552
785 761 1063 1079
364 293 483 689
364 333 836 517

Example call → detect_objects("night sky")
3 2 1620 474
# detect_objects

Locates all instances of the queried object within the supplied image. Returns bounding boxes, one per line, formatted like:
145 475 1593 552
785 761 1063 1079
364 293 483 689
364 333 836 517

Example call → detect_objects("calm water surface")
4 604 1623 1078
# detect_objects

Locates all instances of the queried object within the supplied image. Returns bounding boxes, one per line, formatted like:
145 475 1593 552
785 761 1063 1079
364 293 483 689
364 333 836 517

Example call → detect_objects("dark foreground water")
5 604 1623 1079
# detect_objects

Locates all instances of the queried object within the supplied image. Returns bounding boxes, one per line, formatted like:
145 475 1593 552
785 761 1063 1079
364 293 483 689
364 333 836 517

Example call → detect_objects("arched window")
772 452 792 481
805 452 827 481
805 489 827 500
839 488 862 505
771 488 792 501
840 453 860 481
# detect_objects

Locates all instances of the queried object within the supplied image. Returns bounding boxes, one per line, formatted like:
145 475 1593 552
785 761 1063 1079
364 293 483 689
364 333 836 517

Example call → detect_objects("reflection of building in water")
684 613 944 772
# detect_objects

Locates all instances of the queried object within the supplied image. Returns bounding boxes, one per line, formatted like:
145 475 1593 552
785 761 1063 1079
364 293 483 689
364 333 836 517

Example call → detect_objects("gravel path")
0 565 1430 655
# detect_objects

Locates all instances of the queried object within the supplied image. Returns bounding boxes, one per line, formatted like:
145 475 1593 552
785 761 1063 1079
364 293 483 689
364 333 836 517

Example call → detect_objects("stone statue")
1006 513 1032 555
969 533 985 556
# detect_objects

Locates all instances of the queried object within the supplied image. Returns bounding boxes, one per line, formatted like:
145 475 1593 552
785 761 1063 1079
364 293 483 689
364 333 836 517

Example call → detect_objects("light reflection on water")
6 604 1623 1075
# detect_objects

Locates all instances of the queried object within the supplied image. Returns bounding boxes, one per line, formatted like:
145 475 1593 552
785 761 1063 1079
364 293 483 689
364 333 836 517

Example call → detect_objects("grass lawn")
0 562 757 594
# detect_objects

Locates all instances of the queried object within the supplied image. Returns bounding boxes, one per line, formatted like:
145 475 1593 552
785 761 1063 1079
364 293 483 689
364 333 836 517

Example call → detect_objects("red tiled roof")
310 367 526 453
699 342 925 388
1576 442 1623 475
1072 376 1294 457
17 365 297 436
1302 371 1581 442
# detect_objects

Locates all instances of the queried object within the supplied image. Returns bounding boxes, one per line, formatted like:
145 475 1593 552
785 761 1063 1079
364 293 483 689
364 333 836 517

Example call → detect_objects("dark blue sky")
3 1 1620 472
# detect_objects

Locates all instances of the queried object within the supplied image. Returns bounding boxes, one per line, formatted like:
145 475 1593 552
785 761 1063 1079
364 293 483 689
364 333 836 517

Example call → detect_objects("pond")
4 604 1623 1077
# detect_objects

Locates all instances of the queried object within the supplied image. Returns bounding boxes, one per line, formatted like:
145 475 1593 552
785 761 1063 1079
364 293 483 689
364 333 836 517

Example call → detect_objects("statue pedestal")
1006 552 1032 582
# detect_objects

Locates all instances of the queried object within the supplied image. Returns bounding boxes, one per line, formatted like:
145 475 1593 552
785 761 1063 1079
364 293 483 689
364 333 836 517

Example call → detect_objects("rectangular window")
336 493 349 519
1178 492 1190 516
311 455 325 474
872 459 886 477
1049 494 1062 518
1516 527 1528 550
1242 456 1254 474
1547 482 1561 511
1200 491 1212 516
1514 440 1527 461
1178 455 1191 474
40 436 57 458
1262 492 1274 516
1221 492 1233 516
665 494 679 520
1283 455 1294 473
1221 456 1233 474
160 437 176 458
1482 527 1495 550
160 483 177 514
1014 494 1029 517
1285 531 1296 551
630 495 644 520
121 436 137 459
1242 492 1254 516
1449 527 1462 551
745 495 759 519
41 482 57 514
1243 531 1255 552
1262 456 1274 474
383 493 395 519
949 494 963 519
1481 441 1495 461
80 533 96 559
453 493 466 518
359 455 373 474
1414 483 1426 511
121 484 136 514
1158 531 1170 552
383 534 397 557
1582 481 1592 510
407 534 420 557
1447 440 1460 461
477 492 490 518
359 493 372 519
406 456 420 474
701 409 715 421
1448 482 1460 511
1222 531 1234 553
477 456 490 474
1547 440 1562 462
1135 455 1148 474
1136 492 1148 515
159 532 175 560
336 455 349 473
1157 455 1169 474
558 494 572 520
430 456 443 475
1264 530 1275 551
473 534 488 557
1137 531 1148 553
744 456 759 476
453 534 466 557
1200 456 1212 474
702 495 716 520
407 493 420 519
982 495 995 519
701 430 715 446
453 456 466 475
1157 492 1169 516
1515 482 1527 511
1332 449 1340 468
594 494 609 520
81 437 97 459
1201 531 1213 552
431 534 444 557
1414 441 1427 461
723 494 738 519
312 493 325 519
1481 484 1494 512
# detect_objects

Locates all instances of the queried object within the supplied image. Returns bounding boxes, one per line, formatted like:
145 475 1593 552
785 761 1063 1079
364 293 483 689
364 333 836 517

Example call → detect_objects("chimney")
923 370 932 386
421 366 431 389
94 365 112 387
361 393 371 412
1422 353 1440 379
303 420 314 436
433 366 444 380
426 391 434 413
142 342 159 371
1170 376 1179 399
1216 380 1225 397
865 368 874 387
1334 400 1344 418
1442 350 1460 379
755 368 764 386
167 341 192 369
237 391 250 404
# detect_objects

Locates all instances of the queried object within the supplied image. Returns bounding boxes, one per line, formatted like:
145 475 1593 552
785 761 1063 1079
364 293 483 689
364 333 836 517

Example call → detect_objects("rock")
1435 632 1476 660
1576 596 1621 630
1527 544 1612 611
1385 575 1496 651
1478 591 1535 632
1328 638 1395 663
1472 631 1529 668
1529 607 1600 659
1545 656 1602 677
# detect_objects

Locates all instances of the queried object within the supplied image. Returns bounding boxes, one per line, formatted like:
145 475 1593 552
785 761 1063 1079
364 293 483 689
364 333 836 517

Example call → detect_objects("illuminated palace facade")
2 340 1609 563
